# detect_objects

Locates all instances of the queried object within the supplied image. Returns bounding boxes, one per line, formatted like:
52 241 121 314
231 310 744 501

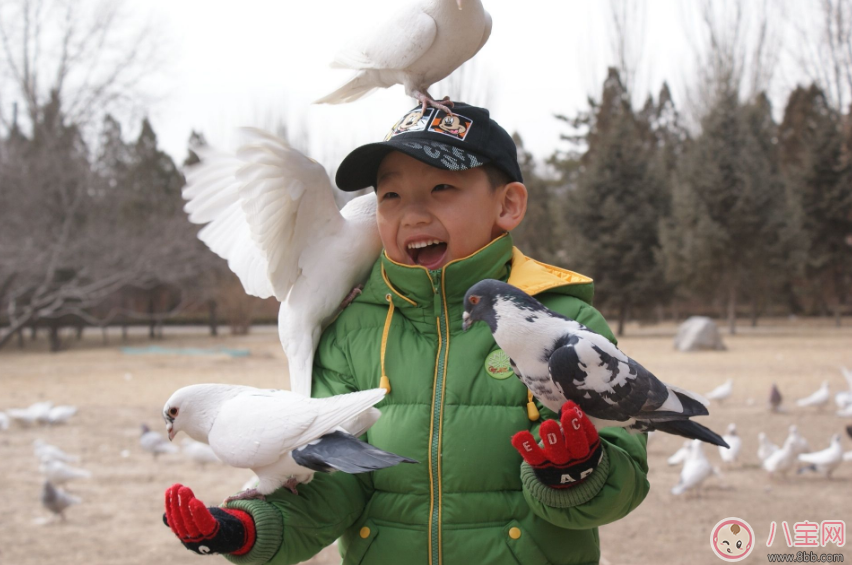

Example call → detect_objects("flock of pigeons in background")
668 367 852 496
0 400 223 522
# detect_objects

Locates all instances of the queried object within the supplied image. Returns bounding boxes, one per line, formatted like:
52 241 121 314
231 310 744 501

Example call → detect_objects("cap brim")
335 137 489 192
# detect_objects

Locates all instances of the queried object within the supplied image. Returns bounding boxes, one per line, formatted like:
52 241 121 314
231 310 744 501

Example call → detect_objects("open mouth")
406 239 448 270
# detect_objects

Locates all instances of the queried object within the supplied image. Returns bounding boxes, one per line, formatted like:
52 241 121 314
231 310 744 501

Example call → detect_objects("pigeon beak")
462 311 471 332
167 424 175 441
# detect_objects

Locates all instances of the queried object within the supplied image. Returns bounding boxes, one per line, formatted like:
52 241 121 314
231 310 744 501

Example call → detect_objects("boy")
164 103 649 565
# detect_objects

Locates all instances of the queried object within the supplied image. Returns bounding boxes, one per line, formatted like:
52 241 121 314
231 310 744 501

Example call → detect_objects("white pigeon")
798 434 844 478
838 403 852 417
315 0 492 113
39 459 91 485
46 405 77 425
33 439 80 464
140 424 179 459
719 423 741 464
463 280 728 447
757 432 779 462
41 481 81 519
8 400 53 426
797 381 830 408
705 379 733 404
162 384 416 499
182 130 382 397
786 425 811 456
671 440 714 495
0 411 8 430
835 366 852 409
181 438 221 467
763 435 798 477
667 440 692 466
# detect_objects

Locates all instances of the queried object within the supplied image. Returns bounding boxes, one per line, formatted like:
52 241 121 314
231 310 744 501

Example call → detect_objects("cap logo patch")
429 113 473 141
385 108 435 140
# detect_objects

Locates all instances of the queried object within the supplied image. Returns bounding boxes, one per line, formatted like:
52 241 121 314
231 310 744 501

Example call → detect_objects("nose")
400 195 433 228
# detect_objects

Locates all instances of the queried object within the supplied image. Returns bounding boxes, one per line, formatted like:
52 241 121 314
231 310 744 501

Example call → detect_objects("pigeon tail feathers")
315 71 381 105
292 431 418 474
652 420 730 448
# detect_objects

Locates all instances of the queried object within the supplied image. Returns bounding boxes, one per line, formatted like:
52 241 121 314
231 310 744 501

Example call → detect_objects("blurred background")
0 1 850 564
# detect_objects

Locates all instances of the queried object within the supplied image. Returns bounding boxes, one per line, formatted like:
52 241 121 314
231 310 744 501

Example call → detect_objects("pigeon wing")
208 388 387 469
330 9 437 71
183 128 345 301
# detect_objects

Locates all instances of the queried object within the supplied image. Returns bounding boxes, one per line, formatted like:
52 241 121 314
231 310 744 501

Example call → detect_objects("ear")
494 182 528 233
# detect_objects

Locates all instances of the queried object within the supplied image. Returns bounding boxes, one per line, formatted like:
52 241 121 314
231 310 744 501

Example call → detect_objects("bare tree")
608 0 647 99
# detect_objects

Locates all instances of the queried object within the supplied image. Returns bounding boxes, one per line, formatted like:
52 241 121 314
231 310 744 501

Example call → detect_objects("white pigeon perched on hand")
671 440 715 496
705 379 733 404
798 434 844 478
140 423 179 459
182 130 382 397
719 423 741 464
757 432 779 462
797 381 830 409
463 280 728 447
41 481 81 520
315 0 492 114
667 440 692 466
39 459 91 485
162 384 417 500
33 439 80 464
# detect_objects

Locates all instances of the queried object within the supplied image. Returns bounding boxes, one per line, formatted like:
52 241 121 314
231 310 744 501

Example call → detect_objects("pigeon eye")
469 296 480 305
168 407 178 417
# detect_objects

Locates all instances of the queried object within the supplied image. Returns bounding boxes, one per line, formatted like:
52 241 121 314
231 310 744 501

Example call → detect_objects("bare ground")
1 319 850 565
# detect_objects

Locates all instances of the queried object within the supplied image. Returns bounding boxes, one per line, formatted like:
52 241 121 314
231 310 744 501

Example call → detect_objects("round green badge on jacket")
485 349 514 379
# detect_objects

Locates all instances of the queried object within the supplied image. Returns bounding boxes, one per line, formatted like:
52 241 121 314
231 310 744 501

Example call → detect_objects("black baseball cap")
335 102 524 191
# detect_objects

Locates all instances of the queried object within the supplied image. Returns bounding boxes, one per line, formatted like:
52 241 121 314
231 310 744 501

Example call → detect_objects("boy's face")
375 151 507 271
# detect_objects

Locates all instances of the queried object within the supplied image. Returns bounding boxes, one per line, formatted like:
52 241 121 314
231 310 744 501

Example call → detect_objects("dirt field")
1 319 851 565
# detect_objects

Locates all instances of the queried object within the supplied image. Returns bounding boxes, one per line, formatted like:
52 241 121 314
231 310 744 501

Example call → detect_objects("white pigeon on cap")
798 434 844 478
705 379 733 404
797 381 830 409
162 384 417 500
140 424 178 459
671 440 714 495
182 130 382 397
41 481 81 519
757 432 779 462
39 459 91 485
719 423 741 464
315 0 492 113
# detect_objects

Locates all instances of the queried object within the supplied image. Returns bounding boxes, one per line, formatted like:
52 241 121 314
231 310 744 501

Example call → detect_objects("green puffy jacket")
225 233 649 565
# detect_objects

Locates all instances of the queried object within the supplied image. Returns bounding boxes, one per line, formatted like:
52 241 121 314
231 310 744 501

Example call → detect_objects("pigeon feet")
413 91 454 115
340 285 364 310
283 478 300 495
223 488 266 504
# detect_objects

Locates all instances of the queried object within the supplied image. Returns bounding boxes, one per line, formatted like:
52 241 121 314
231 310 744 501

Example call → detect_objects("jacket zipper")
428 268 447 565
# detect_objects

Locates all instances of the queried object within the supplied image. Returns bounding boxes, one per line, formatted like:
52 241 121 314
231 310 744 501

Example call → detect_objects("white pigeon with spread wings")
183 129 382 397
163 384 416 500
316 0 492 113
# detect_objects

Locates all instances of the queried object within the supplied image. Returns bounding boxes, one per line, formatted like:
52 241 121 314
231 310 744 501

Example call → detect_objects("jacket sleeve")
520 298 650 530
223 336 374 565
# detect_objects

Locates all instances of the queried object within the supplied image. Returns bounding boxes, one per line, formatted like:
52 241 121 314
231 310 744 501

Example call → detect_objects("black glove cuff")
532 440 604 489
163 508 247 555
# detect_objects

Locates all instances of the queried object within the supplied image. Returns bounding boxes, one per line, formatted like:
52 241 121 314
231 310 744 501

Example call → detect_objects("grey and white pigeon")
33 440 80 464
462 280 728 447
797 381 830 409
769 383 783 412
719 423 741 464
180 438 221 467
182 129 382 397
315 0 492 113
140 424 179 459
39 459 91 485
671 440 715 496
757 432 779 462
797 434 844 478
705 379 733 404
162 384 416 500
41 481 81 519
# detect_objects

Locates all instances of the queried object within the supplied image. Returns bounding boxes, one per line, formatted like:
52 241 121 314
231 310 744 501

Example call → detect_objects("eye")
469 295 480 305
432 184 451 192
168 407 178 417
380 191 399 201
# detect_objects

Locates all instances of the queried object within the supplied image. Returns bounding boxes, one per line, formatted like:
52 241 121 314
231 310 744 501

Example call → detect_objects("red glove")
163 484 256 555
511 401 603 489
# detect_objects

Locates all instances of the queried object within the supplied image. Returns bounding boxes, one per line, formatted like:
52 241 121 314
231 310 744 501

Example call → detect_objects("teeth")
407 239 443 250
